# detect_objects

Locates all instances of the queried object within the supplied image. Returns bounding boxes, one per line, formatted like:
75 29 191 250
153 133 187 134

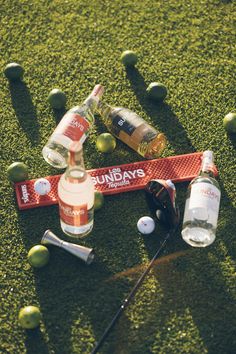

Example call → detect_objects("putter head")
145 179 180 231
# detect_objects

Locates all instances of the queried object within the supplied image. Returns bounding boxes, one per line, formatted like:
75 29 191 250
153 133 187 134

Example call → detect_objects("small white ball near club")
34 178 51 196
137 216 155 235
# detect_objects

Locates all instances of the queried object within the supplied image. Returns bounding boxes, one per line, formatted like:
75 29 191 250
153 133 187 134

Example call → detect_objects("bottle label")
188 182 221 226
58 198 88 226
112 110 142 136
53 112 90 142
111 110 157 154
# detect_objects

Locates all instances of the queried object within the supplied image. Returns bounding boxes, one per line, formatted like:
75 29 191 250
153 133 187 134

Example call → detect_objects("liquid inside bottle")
42 84 104 169
97 103 166 159
181 151 221 247
58 142 94 238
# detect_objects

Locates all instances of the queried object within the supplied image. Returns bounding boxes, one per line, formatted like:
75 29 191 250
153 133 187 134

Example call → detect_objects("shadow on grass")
125 67 195 156
16 175 235 354
121 179 236 354
52 107 66 125
104 231 236 353
228 132 236 150
25 328 49 354
9 81 40 145
16 195 146 354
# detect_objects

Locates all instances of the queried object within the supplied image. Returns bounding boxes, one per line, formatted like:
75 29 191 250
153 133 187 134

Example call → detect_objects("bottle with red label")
181 150 221 247
58 141 95 238
42 84 104 169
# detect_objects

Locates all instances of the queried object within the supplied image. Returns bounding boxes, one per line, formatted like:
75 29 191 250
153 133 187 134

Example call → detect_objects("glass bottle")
57 142 95 238
42 84 104 169
181 150 221 247
97 102 166 159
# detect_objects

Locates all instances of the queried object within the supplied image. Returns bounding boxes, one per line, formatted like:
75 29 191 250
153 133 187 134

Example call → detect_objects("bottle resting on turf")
42 84 104 169
58 142 95 238
181 150 221 247
96 102 166 159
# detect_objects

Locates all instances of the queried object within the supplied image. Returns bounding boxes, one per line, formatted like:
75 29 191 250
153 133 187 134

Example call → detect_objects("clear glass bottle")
97 102 166 159
181 150 221 247
42 84 104 169
58 142 95 238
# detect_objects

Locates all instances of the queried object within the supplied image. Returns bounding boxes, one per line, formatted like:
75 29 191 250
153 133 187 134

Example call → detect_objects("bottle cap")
203 150 214 161
166 179 175 190
91 84 104 98
89 84 104 103
84 84 104 108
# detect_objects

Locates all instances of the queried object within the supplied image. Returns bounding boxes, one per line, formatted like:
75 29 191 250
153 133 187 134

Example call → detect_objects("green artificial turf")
0 0 236 353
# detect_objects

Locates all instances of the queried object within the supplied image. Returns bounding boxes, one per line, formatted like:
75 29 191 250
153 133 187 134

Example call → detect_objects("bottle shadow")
227 132 236 149
115 178 236 353
125 67 195 156
109 249 236 354
25 328 50 354
52 107 67 125
16 194 147 354
9 81 40 146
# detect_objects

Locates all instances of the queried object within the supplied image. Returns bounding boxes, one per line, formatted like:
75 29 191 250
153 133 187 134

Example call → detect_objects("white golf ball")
34 178 51 196
137 216 155 235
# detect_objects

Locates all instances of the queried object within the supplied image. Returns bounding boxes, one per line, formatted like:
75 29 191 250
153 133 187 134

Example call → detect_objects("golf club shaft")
91 232 172 354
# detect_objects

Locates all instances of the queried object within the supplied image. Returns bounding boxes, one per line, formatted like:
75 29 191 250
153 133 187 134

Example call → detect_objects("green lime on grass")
27 245 50 268
48 88 67 109
94 191 104 210
120 50 138 66
18 306 42 329
96 133 116 153
146 82 168 101
4 62 24 81
7 162 28 182
223 112 236 133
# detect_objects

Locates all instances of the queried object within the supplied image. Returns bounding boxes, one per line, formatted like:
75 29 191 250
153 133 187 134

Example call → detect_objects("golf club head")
145 179 180 231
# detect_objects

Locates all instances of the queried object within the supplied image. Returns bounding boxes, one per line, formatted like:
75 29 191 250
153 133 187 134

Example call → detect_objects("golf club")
91 179 180 354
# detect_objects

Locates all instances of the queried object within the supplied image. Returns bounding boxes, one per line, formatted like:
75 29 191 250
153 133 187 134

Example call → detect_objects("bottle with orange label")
42 84 104 169
58 142 95 238
97 101 166 159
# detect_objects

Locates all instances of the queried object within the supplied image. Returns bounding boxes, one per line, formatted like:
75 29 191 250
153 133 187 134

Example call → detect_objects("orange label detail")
58 199 88 226
54 112 90 141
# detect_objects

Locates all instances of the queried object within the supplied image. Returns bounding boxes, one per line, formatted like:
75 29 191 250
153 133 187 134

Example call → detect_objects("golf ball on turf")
137 216 155 235
34 178 51 195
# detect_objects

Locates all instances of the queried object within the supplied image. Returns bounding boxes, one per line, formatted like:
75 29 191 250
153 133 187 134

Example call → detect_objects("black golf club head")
145 179 180 231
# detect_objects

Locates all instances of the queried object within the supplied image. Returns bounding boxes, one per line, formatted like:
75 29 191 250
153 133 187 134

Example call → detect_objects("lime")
4 62 24 81
146 82 168 101
120 50 138 66
223 112 236 133
94 190 104 210
18 306 42 329
27 245 50 268
96 133 116 153
7 162 28 183
48 88 67 109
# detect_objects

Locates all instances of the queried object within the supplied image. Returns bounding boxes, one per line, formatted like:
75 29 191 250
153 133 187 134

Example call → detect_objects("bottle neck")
65 148 87 183
199 152 215 178
83 84 104 113
96 101 112 119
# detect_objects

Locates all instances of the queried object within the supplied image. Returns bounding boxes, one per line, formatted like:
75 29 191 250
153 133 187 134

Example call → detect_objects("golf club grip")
90 232 171 354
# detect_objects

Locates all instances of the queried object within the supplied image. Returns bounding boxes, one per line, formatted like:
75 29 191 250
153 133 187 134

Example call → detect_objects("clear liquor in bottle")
181 150 221 247
97 102 166 159
58 142 95 238
42 84 104 169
